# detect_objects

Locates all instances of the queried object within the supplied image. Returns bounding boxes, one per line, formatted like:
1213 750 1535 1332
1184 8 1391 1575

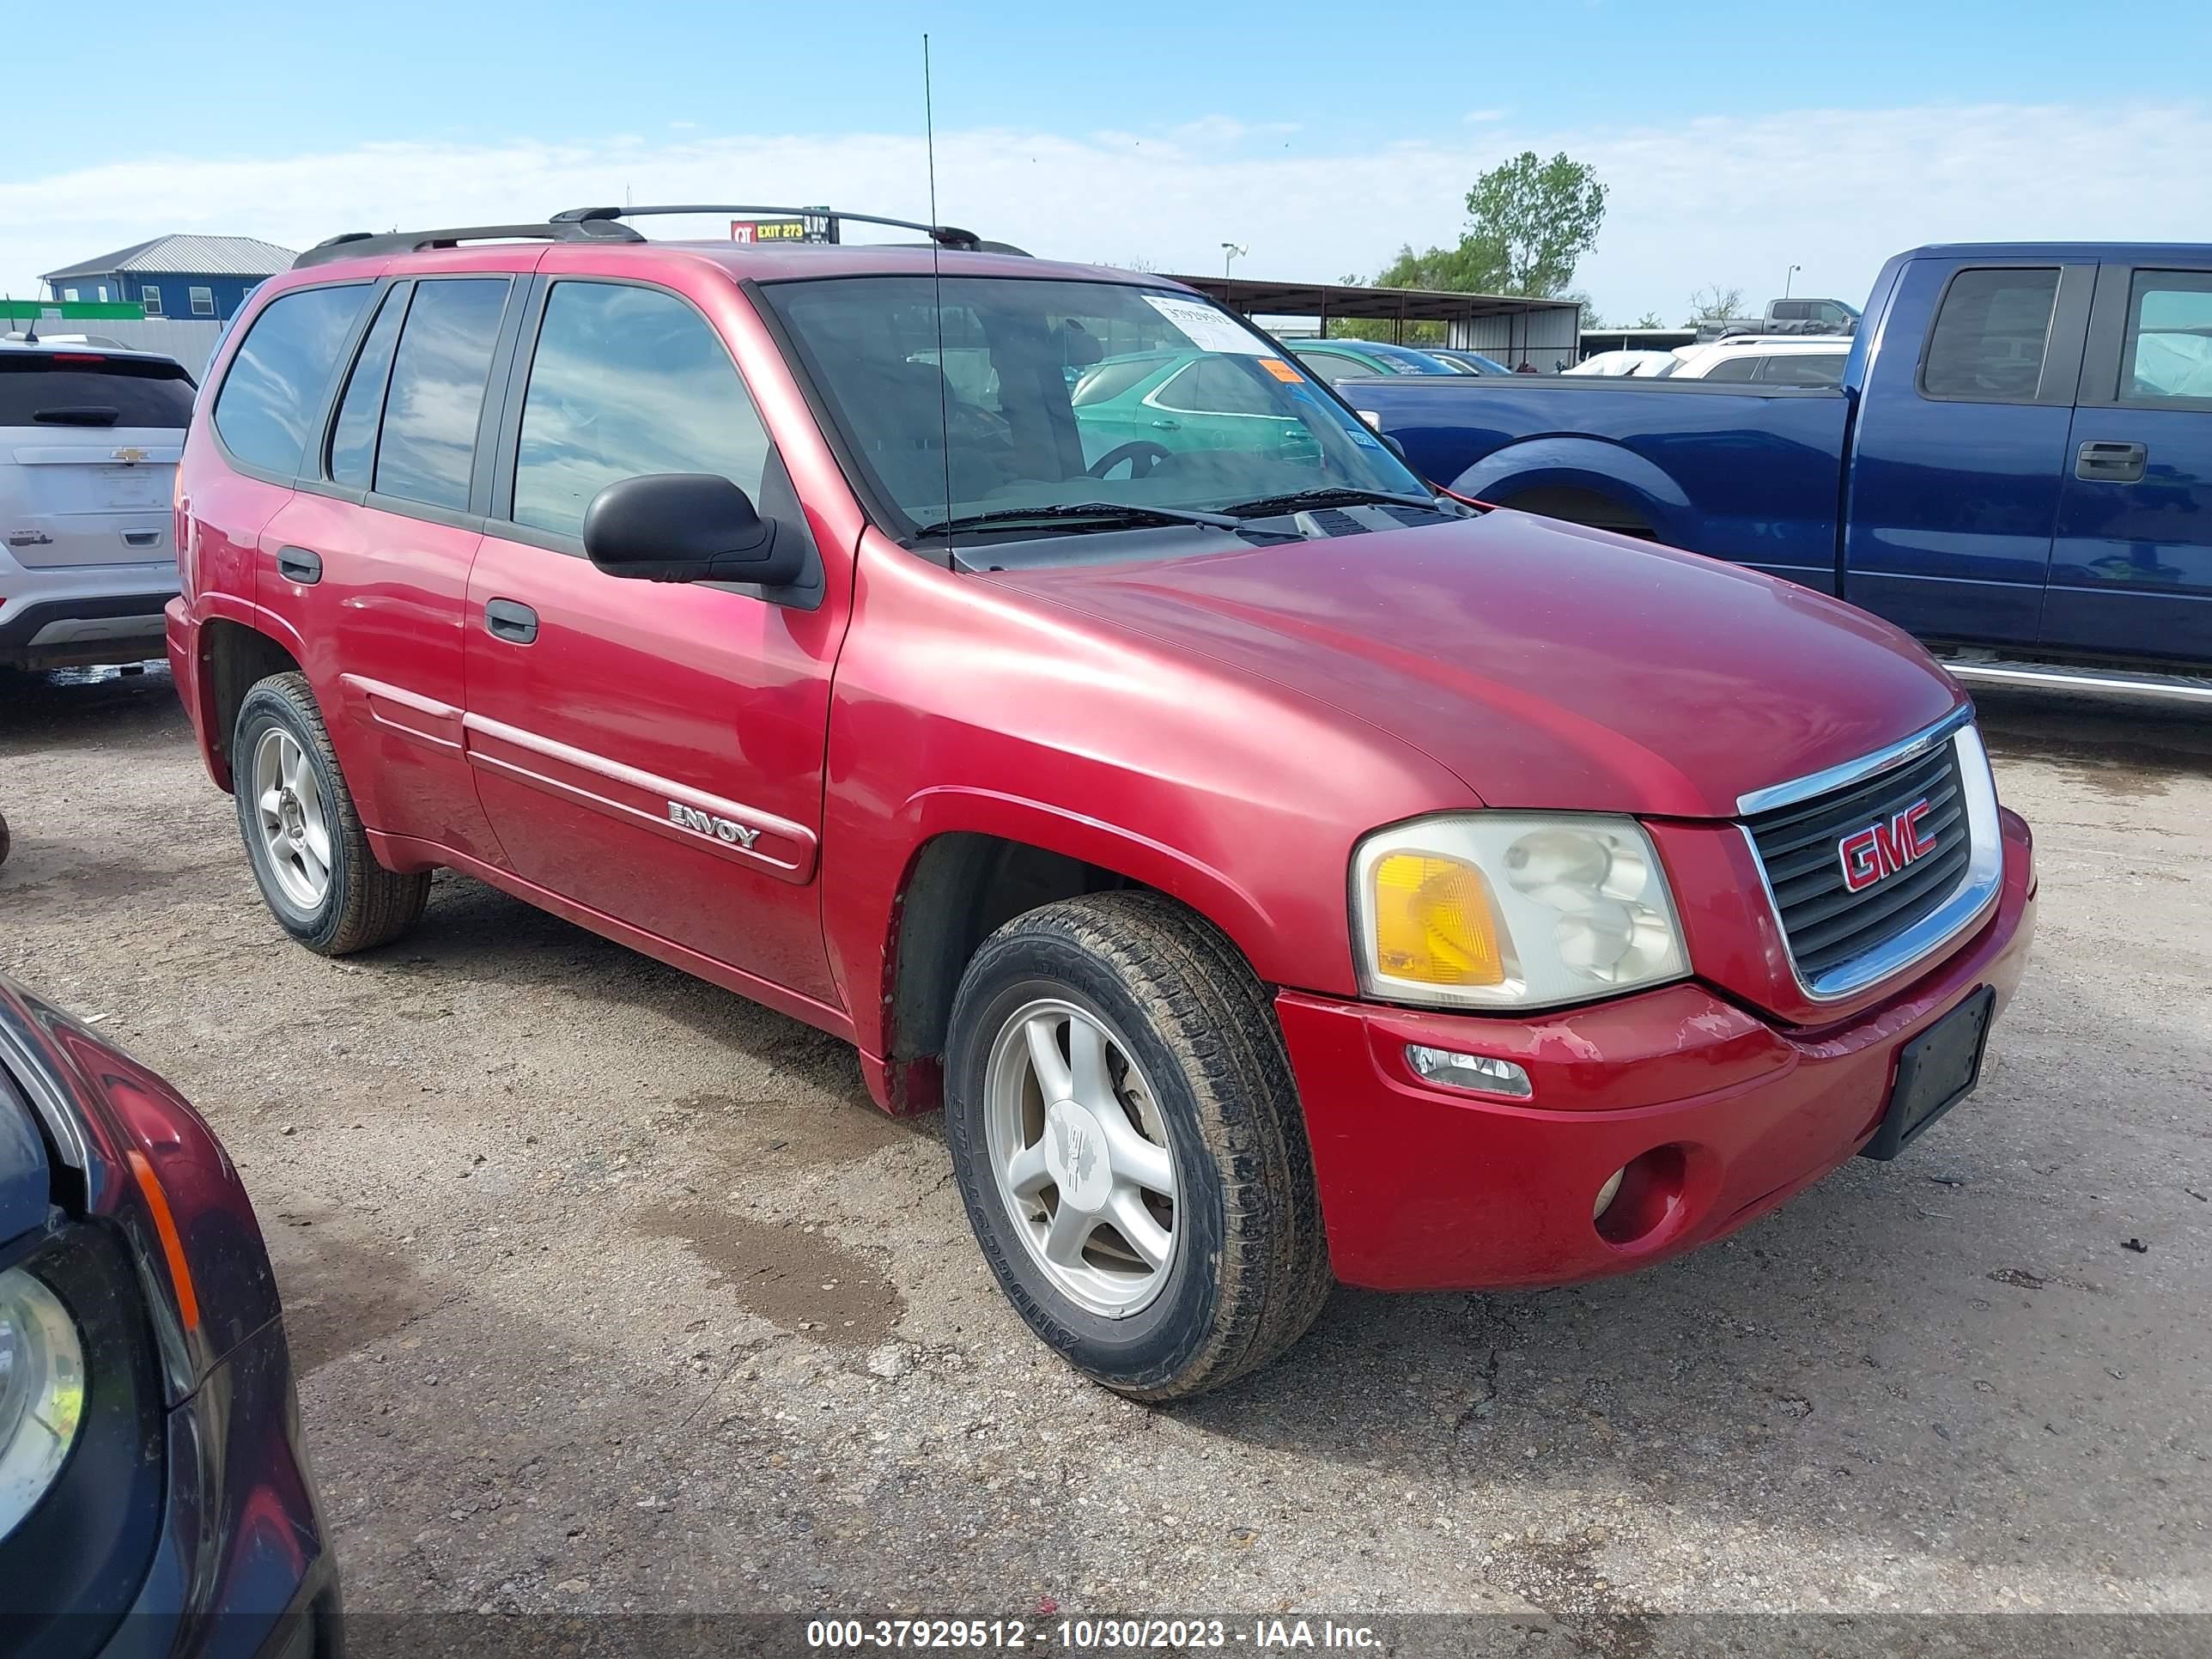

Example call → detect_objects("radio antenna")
925 33 955 561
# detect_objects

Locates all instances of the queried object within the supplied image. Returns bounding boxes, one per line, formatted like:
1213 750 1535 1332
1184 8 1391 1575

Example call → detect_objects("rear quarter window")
0 356 197 428
212 284 372 475
1920 268 2059 403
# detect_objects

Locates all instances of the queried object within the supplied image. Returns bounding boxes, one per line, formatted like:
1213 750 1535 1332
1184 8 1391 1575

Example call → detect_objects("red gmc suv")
167 207 2037 1399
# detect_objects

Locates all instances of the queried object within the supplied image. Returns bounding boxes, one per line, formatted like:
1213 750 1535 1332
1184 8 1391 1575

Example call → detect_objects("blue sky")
9 2 2212 318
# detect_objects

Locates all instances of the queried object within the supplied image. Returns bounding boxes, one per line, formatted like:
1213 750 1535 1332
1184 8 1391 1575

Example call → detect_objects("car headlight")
1352 814 1688 1009
0 1267 87 1540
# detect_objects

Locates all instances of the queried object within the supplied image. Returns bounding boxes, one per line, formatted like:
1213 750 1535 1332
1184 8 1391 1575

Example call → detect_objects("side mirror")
582 473 807 589
1380 433 1408 461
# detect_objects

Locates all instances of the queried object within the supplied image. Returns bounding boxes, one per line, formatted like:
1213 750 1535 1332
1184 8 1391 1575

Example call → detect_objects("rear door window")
212 284 371 474
0 355 197 428
1700 355 1761 383
509 281 771 539
1920 268 2060 403
1152 356 1279 416
373 278 511 511
2119 270 2212 404
326 285 409 489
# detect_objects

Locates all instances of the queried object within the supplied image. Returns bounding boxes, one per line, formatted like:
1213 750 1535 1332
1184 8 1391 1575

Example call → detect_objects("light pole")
1222 242 1248 281
1785 264 1802 299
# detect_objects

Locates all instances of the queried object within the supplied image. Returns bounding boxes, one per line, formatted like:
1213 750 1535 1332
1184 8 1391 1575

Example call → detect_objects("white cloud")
1463 109 1509 124
6 102 2209 324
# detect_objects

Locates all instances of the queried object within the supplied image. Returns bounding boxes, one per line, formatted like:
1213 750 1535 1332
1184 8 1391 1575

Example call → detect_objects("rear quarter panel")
1355 377 1851 588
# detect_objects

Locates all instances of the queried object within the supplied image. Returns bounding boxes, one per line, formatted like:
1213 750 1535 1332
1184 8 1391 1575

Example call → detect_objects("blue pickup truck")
1346 244 2212 699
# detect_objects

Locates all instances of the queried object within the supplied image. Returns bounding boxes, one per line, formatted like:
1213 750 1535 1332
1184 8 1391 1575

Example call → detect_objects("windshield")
760 276 1430 538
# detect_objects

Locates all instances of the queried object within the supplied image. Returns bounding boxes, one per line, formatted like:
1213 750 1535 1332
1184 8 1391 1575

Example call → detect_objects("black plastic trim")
0 592 175 653
292 219 641 269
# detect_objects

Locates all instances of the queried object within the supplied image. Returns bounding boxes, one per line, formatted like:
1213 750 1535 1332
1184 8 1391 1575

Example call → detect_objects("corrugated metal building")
40 234 294 322
1170 275 1583 371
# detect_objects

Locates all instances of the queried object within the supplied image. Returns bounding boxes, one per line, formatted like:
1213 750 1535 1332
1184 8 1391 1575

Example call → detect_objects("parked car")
1424 347 1516 375
1071 349 1322 467
0 975 337 1656
0 342 196 672
1696 295 1862 340
1660 337 1850 386
1285 338 1460 384
1341 241 2212 700
1565 349 1676 377
169 209 2037 1398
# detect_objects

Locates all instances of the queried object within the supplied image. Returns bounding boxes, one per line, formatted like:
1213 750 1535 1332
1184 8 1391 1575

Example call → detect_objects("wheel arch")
1450 436 1687 540
864 797 1279 1116
197 613 306 793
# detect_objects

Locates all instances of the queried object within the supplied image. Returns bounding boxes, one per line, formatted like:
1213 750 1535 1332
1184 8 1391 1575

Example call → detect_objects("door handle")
2075 440 2147 483
276 546 322 585
483 598 539 645
1150 418 1180 431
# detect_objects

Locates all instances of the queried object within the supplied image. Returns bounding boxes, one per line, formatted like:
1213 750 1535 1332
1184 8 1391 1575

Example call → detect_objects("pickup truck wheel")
945 891 1331 1400
232 672 428 955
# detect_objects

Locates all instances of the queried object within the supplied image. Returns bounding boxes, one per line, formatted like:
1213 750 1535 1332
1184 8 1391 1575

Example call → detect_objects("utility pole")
1222 242 1248 281
1785 264 1802 299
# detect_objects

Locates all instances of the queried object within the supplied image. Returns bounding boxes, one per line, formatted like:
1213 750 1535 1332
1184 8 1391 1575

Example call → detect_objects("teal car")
1071 349 1322 474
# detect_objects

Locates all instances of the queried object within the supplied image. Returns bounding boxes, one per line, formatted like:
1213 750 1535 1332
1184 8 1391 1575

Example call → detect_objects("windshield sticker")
1257 357 1304 382
1144 295 1270 355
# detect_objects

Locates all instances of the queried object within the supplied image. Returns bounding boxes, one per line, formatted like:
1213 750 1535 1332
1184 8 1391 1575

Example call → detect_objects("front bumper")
104 1317 338 1659
1280 806 2037 1292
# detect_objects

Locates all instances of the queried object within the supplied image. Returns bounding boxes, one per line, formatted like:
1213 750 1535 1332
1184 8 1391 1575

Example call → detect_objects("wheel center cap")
1042 1099 1112 1212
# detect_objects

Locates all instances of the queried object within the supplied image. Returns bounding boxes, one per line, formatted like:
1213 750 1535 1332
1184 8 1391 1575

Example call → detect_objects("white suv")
1 341 195 672
1662 336 1850 386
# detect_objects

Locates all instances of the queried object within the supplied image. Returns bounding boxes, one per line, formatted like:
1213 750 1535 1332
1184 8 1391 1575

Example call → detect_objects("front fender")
1449 436 1691 538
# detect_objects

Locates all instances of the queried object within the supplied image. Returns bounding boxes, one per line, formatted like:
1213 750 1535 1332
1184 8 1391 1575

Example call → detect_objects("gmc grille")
1745 738 1972 983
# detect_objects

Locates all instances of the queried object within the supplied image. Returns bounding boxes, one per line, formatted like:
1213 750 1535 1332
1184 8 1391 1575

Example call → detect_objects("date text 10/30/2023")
805 1618 1382 1649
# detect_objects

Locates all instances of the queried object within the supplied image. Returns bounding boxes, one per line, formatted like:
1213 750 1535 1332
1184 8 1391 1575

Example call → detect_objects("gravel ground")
1 665 2206 1636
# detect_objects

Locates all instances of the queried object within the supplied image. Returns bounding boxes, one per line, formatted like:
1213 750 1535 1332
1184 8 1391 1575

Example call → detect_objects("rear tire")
232 672 428 955
945 891 1331 1401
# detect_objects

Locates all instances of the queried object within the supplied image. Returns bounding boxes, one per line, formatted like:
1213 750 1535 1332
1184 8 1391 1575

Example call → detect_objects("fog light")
1593 1165 1626 1222
1405 1044 1531 1098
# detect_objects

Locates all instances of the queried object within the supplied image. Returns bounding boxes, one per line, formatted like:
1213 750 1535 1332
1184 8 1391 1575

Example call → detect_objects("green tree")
1463 151 1607 299
1332 150 1606 340
1634 311 1665 329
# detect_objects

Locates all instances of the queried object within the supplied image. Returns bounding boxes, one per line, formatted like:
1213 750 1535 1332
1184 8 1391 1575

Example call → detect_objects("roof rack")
291 219 644 270
550 204 996 253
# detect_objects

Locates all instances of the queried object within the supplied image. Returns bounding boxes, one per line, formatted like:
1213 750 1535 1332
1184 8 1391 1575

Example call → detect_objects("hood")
986 510 1965 818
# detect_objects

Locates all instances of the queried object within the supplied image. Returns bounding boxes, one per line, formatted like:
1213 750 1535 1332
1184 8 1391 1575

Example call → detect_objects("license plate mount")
1859 985 1996 1162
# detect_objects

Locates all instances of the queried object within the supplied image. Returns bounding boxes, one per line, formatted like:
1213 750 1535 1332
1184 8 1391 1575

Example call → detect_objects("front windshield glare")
761 276 1430 537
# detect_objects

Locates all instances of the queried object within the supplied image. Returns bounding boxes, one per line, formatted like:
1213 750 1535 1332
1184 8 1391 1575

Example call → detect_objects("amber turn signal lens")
1370 853 1506 986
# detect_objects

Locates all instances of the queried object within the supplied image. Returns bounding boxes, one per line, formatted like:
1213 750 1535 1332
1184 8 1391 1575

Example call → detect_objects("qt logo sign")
1838 799 1938 893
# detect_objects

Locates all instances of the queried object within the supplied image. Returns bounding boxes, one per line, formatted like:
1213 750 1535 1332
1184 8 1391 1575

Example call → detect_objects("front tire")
945 891 1331 1400
233 672 428 955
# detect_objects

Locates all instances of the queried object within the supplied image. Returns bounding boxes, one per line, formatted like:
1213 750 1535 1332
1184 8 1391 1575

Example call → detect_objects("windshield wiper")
1216 486 1438 520
919 501 1244 538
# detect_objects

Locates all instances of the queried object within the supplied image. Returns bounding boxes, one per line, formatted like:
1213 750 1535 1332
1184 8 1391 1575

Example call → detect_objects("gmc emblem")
1838 799 1937 893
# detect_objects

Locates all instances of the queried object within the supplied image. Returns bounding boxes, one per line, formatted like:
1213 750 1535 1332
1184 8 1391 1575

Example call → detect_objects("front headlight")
1352 814 1688 1009
0 1267 87 1540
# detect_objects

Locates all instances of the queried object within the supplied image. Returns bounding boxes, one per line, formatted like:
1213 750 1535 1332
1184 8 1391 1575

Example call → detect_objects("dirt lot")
2 666 2207 1633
